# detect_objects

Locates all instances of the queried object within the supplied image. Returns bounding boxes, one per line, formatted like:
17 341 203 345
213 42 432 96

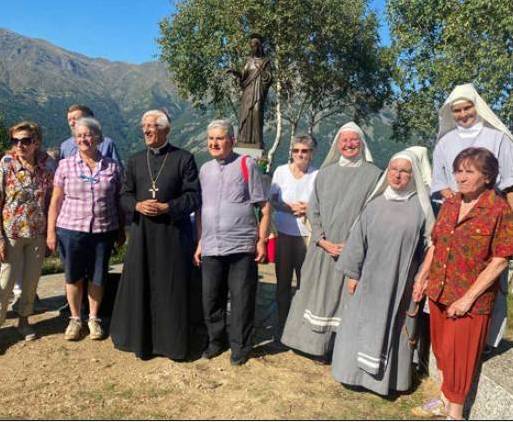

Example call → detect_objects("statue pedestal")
234 145 264 159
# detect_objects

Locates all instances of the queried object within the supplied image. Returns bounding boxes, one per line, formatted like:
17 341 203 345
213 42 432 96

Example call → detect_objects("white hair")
141 110 171 130
207 119 234 139
292 134 317 150
75 117 104 142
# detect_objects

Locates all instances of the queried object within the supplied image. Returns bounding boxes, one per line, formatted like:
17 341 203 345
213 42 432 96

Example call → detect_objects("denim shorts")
57 228 116 286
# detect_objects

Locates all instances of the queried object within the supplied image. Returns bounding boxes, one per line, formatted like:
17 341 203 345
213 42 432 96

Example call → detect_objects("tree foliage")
388 0 513 144
159 0 391 150
0 114 8 153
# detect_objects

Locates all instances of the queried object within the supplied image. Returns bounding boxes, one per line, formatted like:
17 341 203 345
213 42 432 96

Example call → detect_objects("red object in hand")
266 236 277 263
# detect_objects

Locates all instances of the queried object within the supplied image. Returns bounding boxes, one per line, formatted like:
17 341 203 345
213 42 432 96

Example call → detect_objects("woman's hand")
412 272 428 302
441 188 455 200
447 296 473 318
46 232 57 253
319 239 344 257
347 278 358 295
0 239 6 262
290 202 308 217
193 244 202 267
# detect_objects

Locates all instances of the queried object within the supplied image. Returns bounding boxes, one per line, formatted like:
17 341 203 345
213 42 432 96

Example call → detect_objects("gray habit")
331 195 428 395
281 162 381 357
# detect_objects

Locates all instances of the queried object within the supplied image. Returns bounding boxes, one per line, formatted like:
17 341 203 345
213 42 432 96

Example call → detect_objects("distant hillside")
0 28 405 169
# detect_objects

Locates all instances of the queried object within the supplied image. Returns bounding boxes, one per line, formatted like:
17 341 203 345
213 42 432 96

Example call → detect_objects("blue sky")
0 0 389 64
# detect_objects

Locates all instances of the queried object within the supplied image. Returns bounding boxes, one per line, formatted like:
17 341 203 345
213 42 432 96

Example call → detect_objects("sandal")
411 398 447 418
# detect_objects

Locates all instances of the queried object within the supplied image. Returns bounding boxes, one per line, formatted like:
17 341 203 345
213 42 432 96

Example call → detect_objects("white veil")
405 146 432 188
321 121 374 168
366 149 435 247
437 83 513 141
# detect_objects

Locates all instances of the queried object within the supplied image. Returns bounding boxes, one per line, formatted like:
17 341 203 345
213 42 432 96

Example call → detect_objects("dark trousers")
201 253 258 357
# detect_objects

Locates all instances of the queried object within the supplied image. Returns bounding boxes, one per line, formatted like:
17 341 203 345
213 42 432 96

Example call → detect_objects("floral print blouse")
0 151 56 239
427 189 513 314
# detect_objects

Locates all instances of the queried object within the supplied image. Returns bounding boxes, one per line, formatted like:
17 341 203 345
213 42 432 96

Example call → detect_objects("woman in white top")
432 83 513 349
269 135 318 337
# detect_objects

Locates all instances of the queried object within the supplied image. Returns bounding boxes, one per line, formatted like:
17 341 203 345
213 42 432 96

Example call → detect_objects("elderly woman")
269 135 318 337
331 149 434 396
415 147 513 420
432 83 513 350
47 117 124 341
281 122 381 358
0 121 55 341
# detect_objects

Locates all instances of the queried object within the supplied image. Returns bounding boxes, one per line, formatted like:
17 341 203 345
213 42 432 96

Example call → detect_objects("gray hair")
75 117 103 142
141 110 171 130
207 119 234 139
292 134 317 150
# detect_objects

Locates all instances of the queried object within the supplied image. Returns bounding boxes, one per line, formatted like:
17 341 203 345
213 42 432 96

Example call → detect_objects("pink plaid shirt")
54 153 121 233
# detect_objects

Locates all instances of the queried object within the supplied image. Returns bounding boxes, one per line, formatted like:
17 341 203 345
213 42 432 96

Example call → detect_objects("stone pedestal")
428 345 513 419
234 145 264 159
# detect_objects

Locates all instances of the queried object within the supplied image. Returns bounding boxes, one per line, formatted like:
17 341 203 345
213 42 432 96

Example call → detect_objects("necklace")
146 149 169 199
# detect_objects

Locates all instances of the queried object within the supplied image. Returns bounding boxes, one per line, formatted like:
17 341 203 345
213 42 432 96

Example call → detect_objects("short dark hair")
452 147 499 189
67 104 94 117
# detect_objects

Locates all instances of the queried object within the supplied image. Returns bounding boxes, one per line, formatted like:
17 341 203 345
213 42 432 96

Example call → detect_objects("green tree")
0 114 9 153
388 0 513 144
159 0 391 167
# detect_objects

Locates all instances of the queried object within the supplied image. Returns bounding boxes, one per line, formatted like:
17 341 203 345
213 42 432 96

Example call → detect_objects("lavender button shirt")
199 153 268 256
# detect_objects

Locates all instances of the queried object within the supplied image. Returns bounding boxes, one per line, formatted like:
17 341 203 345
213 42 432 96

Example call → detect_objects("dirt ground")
0 264 440 419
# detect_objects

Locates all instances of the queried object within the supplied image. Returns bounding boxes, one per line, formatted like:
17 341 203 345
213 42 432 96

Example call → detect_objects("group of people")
0 83 511 420
272 83 513 420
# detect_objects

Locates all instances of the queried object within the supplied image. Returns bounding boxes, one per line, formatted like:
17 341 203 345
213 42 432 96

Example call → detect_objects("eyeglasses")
292 148 311 154
389 168 412 175
10 137 34 146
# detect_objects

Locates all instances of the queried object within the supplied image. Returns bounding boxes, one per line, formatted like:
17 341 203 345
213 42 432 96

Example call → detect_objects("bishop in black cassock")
110 110 201 360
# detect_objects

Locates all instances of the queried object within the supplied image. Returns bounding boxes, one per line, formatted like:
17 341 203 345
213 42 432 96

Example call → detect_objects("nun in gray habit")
281 122 381 357
331 149 435 396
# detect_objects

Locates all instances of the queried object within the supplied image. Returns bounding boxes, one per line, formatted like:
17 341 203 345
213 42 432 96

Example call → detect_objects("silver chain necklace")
146 149 169 199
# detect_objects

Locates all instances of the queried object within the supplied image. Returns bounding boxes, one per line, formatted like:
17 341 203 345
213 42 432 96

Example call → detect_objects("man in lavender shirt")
194 119 271 365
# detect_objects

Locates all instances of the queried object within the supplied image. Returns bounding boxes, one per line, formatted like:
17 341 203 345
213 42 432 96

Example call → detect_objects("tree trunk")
266 80 282 173
287 120 299 161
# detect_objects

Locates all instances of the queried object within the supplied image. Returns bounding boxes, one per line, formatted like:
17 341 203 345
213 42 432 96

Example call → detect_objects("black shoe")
230 353 249 366
202 346 225 360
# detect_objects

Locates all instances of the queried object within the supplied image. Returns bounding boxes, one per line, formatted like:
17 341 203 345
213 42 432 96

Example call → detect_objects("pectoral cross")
149 182 159 199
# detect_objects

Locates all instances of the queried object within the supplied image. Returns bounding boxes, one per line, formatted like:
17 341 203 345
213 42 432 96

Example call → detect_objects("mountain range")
0 28 403 169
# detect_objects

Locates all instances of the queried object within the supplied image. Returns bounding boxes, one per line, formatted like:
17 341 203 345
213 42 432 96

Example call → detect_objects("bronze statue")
228 34 272 149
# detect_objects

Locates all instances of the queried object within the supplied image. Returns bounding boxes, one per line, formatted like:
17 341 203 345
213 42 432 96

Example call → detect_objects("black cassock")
110 143 201 360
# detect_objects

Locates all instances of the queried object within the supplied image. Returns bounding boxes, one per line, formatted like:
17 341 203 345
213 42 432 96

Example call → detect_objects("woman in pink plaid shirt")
47 117 124 341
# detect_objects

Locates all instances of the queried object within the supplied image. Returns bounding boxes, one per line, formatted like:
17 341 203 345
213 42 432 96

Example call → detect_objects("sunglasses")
292 148 311 154
10 137 34 146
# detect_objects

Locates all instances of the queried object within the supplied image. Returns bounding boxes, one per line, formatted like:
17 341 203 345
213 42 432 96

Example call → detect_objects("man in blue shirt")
59 104 123 170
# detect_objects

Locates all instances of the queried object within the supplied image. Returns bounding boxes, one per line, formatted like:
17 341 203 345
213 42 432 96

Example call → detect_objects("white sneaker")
64 318 82 341
88 317 104 340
